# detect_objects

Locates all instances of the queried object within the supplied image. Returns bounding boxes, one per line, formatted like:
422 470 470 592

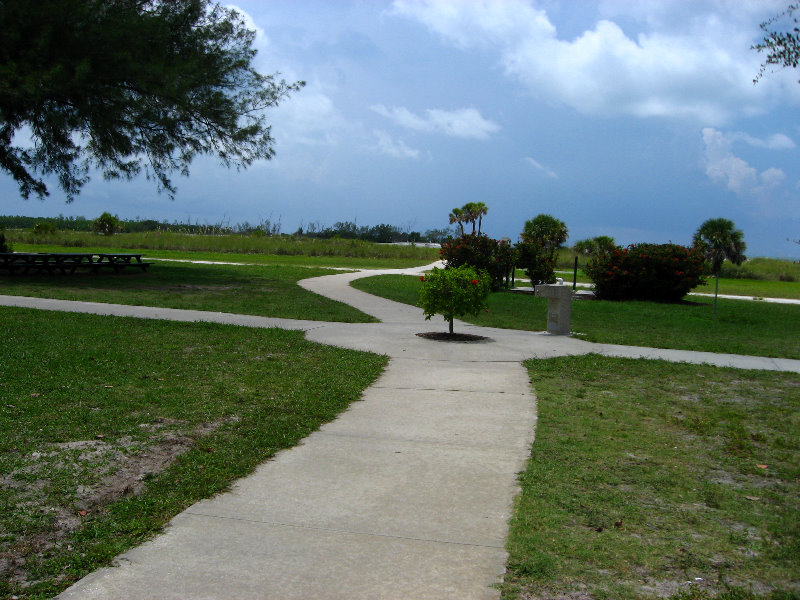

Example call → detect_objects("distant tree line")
0 214 452 243
296 221 451 244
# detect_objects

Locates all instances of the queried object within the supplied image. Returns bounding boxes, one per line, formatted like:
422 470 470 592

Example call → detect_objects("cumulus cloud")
524 156 558 179
391 0 796 123
702 127 787 198
730 132 796 150
372 130 420 159
371 105 500 139
269 85 351 148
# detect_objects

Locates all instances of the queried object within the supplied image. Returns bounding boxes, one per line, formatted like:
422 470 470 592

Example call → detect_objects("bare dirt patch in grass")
1 420 222 588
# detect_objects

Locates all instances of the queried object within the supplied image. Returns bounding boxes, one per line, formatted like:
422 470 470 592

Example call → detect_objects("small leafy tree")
92 212 122 236
516 214 569 289
0 232 11 253
419 265 491 334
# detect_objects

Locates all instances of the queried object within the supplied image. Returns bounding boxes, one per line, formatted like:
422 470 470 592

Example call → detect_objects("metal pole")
573 256 578 291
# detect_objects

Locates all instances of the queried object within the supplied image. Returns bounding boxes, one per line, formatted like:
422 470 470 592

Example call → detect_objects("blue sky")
2 0 799 257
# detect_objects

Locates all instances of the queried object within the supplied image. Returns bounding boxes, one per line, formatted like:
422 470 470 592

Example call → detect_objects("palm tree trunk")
714 275 719 319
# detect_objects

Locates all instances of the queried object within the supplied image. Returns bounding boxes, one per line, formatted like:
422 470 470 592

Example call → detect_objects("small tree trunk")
713 275 719 319
448 318 454 334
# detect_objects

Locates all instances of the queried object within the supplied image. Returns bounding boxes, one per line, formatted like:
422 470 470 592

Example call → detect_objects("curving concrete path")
0 261 796 599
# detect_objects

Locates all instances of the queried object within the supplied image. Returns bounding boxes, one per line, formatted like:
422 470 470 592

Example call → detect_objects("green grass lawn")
504 355 800 600
350 275 800 359
0 261 376 322
0 307 387 599
693 278 800 300
543 270 800 300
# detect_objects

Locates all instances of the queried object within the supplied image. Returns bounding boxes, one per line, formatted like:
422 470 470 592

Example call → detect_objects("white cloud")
702 127 787 198
391 0 554 50
524 156 558 179
270 85 350 147
391 0 797 123
371 105 500 139
372 130 420 159
731 132 796 150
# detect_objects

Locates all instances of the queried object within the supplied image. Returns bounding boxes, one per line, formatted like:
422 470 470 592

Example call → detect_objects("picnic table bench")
0 252 151 275
93 253 151 273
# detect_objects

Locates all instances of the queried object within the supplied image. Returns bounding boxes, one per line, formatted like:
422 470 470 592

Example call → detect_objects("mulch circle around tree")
416 332 491 343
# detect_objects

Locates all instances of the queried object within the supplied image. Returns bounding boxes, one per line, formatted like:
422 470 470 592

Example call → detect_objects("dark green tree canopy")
753 3 800 83
521 214 568 251
692 217 747 276
0 0 304 201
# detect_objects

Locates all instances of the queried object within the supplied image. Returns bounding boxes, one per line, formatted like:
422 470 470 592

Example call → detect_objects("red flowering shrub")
419 265 491 334
439 234 514 290
585 243 706 302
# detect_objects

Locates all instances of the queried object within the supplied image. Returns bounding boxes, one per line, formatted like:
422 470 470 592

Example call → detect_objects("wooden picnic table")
93 253 151 273
0 252 151 275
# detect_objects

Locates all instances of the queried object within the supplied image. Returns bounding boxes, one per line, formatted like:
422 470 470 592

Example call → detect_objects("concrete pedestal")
535 284 572 335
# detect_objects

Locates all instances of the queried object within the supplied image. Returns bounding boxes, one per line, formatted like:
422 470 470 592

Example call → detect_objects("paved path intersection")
0 263 796 599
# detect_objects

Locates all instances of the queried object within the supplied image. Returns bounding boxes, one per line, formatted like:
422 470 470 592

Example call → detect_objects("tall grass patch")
5 230 439 262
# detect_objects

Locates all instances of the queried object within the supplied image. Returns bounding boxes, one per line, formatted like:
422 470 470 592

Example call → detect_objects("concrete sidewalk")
50 263 539 599
57 356 535 600
0 263 794 599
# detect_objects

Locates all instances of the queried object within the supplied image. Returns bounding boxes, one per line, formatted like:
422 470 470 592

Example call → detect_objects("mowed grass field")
0 261 376 322
504 356 799 600
350 274 800 359
2 245 798 599
0 308 387 599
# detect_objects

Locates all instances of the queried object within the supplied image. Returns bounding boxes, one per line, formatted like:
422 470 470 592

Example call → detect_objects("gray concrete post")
535 284 572 335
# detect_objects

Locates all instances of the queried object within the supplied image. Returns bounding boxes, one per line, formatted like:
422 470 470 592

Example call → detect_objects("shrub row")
585 243 706 302
439 234 514 291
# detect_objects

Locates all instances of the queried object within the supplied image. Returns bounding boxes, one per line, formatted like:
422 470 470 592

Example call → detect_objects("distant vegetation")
0 214 448 261
0 214 452 244
4 231 439 262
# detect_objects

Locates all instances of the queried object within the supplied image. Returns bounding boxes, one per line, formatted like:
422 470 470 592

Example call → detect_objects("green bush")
31 221 57 235
92 212 121 235
585 243 706 302
0 232 11 253
516 238 557 287
439 233 514 290
418 265 491 334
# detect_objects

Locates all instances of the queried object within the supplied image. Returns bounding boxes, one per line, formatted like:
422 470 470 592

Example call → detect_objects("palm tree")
474 202 488 234
448 207 465 236
693 218 747 318
461 202 479 234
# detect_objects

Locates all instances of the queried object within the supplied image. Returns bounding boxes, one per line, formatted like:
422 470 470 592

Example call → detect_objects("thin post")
714 275 719 319
573 256 578 291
